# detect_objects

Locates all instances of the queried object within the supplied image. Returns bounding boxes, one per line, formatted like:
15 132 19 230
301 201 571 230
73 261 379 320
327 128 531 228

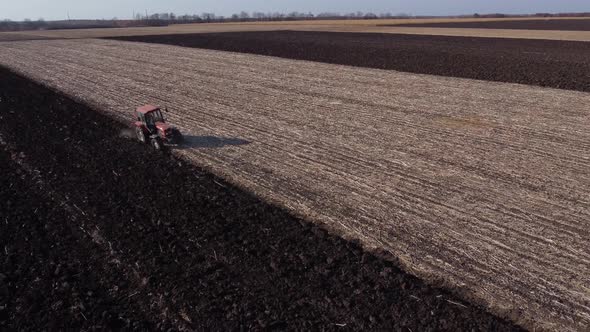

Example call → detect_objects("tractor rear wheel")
135 127 146 143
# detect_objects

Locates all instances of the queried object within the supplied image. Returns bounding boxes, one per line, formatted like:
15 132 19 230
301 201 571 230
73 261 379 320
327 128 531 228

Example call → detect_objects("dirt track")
111 31 590 92
394 18 590 31
0 66 518 331
0 39 589 331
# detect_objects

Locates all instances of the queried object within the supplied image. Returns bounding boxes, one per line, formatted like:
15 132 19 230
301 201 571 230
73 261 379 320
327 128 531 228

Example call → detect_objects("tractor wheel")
135 127 146 143
151 137 163 150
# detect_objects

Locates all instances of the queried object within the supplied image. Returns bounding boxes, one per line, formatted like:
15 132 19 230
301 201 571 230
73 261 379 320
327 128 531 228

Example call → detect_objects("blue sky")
3 0 589 21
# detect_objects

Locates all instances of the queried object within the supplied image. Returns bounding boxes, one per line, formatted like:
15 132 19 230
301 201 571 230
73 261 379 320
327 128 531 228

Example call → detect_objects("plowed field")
111 31 590 92
0 39 589 331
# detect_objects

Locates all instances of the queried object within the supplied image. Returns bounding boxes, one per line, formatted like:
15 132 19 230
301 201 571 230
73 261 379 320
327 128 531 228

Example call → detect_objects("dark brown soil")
0 67 522 330
109 30 590 92
390 19 590 31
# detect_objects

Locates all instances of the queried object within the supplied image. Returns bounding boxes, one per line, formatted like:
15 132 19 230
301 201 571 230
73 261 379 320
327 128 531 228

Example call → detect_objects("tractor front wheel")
135 127 146 143
151 137 163 150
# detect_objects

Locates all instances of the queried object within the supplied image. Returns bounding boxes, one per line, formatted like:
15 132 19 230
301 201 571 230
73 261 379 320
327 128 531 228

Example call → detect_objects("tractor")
132 105 183 150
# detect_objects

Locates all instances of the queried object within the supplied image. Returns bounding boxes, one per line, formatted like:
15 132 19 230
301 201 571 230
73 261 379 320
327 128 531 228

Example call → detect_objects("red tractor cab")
133 105 183 150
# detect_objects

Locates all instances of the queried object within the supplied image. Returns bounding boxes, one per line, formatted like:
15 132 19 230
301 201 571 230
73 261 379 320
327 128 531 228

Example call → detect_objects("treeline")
1 19 51 32
125 10 590 23
0 19 167 32
137 11 590 23
137 11 413 23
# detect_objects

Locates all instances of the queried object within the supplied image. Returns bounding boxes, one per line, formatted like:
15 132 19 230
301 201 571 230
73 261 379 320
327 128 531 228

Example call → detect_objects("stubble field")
0 38 588 331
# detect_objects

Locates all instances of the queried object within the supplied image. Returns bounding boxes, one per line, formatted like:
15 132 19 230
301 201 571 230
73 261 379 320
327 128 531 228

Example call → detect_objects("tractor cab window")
145 110 163 126
144 112 155 126
145 110 164 125
152 109 164 122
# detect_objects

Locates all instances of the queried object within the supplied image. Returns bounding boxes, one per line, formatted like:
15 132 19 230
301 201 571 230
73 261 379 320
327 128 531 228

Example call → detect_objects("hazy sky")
3 0 589 21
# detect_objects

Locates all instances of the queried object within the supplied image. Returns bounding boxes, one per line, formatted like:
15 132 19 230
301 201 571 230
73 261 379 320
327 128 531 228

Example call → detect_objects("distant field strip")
392 18 590 31
361 26 590 41
3 18 590 41
0 39 589 331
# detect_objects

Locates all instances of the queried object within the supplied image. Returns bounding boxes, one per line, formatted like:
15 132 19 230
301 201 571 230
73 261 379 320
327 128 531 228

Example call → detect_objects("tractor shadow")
176 135 251 149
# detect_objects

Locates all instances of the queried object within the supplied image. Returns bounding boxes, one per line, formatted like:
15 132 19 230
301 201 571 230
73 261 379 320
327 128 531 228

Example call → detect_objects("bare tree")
0 19 15 32
269 12 285 21
201 13 215 22
286 11 306 20
252 12 266 21
239 11 250 21
317 12 340 18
